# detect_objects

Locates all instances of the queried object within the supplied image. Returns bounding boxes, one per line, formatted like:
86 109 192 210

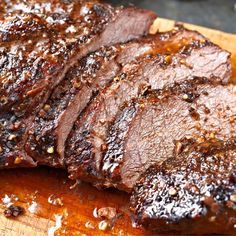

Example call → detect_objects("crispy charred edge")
0 1 156 111
101 99 140 183
0 1 114 167
100 78 227 189
0 2 115 111
0 2 157 168
63 30 204 179
25 45 120 167
65 89 102 181
27 13 168 168
130 139 236 234
54 27 207 170
100 31 231 183
0 13 48 43
0 1 114 43
0 109 38 168
65 36 231 186
100 86 188 184
24 24 196 169
99 29 218 181
27 3 156 164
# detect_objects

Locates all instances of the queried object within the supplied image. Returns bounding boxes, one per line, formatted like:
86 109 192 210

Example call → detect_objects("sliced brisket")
25 28 206 167
0 0 156 168
130 141 236 234
25 46 122 167
1 0 156 113
65 40 231 185
102 84 236 191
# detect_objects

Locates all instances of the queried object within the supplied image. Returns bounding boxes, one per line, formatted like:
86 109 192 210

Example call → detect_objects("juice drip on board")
0 168 145 236
231 55 236 84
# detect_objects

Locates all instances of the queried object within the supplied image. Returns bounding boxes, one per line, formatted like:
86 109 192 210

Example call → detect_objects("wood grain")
0 18 235 236
151 18 236 54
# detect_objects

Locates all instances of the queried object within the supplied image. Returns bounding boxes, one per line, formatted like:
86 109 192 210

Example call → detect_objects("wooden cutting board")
0 18 236 236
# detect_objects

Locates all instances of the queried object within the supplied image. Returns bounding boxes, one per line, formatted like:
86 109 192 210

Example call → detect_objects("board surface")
0 18 236 236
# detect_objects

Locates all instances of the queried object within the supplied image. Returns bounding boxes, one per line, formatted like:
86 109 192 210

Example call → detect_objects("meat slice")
102 84 236 191
65 40 231 184
0 0 156 168
25 28 206 167
130 141 236 234
1 1 156 113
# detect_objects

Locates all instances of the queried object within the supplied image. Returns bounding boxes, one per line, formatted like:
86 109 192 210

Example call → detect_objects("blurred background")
107 0 236 34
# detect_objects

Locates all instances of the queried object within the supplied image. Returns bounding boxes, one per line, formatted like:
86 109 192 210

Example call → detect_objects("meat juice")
0 167 144 235
232 55 236 83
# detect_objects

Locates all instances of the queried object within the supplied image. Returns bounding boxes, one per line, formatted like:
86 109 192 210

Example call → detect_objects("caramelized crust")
25 28 207 167
131 141 236 234
99 84 236 191
25 46 121 166
0 0 156 167
65 40 231 185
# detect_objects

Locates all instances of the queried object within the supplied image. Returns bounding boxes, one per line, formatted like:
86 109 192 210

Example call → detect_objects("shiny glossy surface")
232 55 236 82
0 61 235 236
0 20 235 235
131 144 236 234
0 167 145 235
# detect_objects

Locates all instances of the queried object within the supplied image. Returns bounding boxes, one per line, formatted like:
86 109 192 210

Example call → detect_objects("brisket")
65 40 231 185
0 0 156 168
130 141 236 234
102 84 236 191
0 2 234 233
25 28 206 167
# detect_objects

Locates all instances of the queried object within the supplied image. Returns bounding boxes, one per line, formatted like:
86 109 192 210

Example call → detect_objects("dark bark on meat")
131 140 236 234
65 40 231 186
0 0 156 168
101 84 236 191
25 27 206 167
25 47 121 167
0 2 234 231
0 1 234 233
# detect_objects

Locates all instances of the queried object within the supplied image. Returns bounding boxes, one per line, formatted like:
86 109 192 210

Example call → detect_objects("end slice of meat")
102 84 236 191
65 40 231 185
0 0 157 168
0 1 157 113
25 27 207 167
25 46 122 167
130 142 236 234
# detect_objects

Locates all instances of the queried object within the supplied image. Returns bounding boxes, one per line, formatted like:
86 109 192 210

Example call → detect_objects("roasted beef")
130 140 236 234
0 2 234 232
0 0 156 168
65 40 231 186
101 84 236 191
25 28 206 167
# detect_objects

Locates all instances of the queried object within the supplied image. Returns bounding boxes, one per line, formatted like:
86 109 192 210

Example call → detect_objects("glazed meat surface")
0 2 234 233
101 84 236 191
65 40 231 186
131 141 236 234
25 28 205 167
0 0 156 168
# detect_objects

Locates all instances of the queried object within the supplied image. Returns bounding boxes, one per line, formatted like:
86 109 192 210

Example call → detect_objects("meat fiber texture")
25 27 206 168
65 40 231 189
0 0 156 168
0 1 235 232
101 84 236 191
25 28 203 167
131 140 236 234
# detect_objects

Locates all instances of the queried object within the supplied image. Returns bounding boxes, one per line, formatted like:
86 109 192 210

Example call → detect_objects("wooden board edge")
150 18 236 55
